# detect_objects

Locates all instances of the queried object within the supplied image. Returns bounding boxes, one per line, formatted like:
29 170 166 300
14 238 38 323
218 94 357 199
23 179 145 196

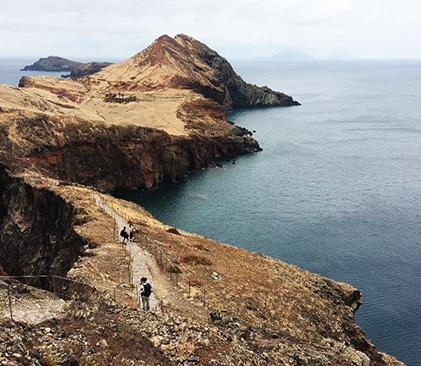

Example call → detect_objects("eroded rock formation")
0 166 88 279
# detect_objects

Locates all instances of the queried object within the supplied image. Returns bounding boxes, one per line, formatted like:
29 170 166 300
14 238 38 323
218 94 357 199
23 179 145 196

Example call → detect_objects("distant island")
21 55 113 77
272 49 314 60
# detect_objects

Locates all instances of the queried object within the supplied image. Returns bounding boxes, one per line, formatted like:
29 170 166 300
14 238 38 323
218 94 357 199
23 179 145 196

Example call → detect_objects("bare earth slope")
0 35 404 365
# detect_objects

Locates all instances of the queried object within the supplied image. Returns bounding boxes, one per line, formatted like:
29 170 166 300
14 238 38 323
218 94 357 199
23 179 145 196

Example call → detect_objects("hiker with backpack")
140 277 152 311
120 226 129 244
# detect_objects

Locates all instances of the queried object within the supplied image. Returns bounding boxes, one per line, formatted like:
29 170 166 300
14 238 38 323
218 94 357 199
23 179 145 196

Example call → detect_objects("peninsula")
0 35 404 365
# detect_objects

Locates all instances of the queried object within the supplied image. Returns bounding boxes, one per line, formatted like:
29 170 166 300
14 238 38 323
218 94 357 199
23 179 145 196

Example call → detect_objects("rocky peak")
96 34 300 109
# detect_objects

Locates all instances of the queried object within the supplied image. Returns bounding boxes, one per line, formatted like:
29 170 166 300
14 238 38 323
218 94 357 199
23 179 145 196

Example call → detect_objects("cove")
116 60 421 366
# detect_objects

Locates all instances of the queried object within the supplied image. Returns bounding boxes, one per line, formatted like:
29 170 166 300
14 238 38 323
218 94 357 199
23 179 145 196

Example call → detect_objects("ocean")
119 60 421 366
0 57 65 86
1 58 420 365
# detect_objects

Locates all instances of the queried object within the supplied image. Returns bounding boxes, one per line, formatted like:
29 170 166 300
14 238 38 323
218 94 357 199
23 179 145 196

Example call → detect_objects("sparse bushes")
104 93 136 103
166 227 181 235
183 255 212 266
168 264 182 273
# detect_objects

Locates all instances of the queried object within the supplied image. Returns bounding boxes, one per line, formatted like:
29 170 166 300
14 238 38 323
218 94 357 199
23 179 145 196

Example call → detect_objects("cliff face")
0 111 259 192
67 61 113 77
0 166 87 279
0 176 404 365
1 35 272 190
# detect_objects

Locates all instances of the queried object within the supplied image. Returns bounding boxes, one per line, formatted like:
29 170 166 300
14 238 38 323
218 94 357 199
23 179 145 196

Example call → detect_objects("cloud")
1 0 421 59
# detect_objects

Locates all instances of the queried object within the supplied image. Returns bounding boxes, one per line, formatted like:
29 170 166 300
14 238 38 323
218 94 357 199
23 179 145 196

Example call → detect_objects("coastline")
0 37 408 364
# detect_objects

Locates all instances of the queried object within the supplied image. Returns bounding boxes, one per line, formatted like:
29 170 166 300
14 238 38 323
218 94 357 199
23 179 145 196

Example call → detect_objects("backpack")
142 283 152 297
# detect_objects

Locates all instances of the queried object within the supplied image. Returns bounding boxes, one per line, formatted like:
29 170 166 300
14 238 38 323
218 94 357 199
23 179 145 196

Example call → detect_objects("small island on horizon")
21 55 113 77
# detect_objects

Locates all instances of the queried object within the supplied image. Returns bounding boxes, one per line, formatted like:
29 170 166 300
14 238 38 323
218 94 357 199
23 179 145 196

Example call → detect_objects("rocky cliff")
21 56 84 72
0 166 88 279
0 173 404 365
67 61 113 77
0 35 405 365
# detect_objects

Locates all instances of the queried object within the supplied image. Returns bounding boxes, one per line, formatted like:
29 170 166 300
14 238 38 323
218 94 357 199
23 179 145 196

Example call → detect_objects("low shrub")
183 255 212 266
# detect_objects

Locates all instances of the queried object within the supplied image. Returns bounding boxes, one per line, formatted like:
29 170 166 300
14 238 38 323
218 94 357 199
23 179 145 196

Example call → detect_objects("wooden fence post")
128 257 132 284
7 287 13 321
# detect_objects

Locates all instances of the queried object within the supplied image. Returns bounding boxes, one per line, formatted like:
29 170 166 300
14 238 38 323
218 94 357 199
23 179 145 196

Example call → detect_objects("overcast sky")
1 0 420 61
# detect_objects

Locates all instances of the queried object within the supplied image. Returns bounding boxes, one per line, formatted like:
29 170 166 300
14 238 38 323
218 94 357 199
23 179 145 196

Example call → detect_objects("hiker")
140 277 152 311
129 223 136 242
120 227 129 244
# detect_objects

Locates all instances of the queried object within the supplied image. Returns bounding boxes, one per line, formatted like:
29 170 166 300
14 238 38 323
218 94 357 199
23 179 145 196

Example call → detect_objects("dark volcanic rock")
67 62 113 77
0 166 87 280
21 56 83 72
21 56 112 77
17 117 260 192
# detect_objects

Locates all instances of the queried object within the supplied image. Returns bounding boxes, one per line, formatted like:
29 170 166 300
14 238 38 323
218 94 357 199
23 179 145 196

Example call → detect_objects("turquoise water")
1 59 420 365
119 60 421 366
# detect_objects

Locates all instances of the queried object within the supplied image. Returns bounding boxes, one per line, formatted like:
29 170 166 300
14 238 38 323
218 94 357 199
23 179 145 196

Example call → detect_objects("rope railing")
0 191 228 324
93 192 230 310
94 194 206 298
0 274 146 322
0 279 13 321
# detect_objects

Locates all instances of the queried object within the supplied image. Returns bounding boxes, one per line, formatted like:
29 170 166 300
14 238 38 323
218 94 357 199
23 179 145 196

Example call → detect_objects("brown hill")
0 35 404 365
94 34 299 109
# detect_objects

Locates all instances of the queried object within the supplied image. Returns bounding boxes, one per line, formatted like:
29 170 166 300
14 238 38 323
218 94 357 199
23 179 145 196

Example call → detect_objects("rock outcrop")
21 56 112 77
67 61 113 77
21 56 84 72
0 166 88 279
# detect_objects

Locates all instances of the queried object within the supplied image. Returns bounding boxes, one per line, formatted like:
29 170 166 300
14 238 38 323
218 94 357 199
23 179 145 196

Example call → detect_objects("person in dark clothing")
120 227 129 244
140 277 152 311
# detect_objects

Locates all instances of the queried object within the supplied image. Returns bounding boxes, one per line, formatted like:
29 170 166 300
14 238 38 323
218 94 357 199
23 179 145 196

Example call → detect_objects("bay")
1 58 420 365
119 60 421 366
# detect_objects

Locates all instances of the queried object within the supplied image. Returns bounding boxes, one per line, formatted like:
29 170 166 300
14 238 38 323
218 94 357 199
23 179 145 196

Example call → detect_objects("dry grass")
182 255 212 266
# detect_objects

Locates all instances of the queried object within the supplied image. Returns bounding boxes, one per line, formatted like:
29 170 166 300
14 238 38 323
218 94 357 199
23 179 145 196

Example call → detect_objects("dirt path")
93 194 176 312
92 194 207 320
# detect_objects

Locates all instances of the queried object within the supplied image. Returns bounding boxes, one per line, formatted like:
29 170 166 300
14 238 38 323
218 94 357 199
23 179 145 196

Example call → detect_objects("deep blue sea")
1 58 420 365
0 57 65 86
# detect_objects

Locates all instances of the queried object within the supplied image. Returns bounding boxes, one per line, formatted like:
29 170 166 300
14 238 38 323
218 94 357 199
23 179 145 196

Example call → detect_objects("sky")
1 0 421 61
